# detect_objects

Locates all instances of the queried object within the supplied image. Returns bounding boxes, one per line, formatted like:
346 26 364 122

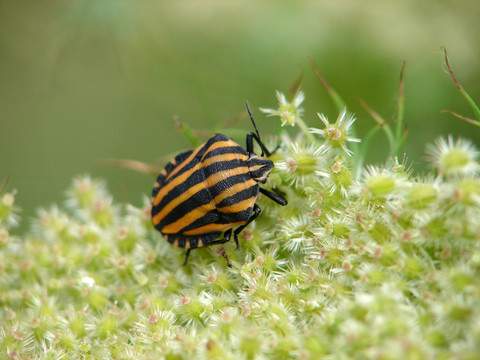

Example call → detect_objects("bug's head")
248 154 274 184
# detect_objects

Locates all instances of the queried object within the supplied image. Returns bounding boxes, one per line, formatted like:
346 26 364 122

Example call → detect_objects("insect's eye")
248 155 274 184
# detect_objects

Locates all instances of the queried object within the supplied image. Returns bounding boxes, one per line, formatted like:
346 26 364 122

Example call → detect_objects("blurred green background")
1 0 479 228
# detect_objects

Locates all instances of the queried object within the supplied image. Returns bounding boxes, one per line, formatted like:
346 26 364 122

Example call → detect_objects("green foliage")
1 92 480 359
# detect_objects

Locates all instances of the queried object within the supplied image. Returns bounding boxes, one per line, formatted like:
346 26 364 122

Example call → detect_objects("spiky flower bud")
260 91 305 127
426 136 480 177
311 109 360 156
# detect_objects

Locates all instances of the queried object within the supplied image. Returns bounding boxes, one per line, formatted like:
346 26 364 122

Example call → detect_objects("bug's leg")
207 229 232 246
269 144 281 156
220 249 232 267
246 132 276 157
245 101 279 157
233 204 262 249
205 230 233 267
246 132 255 154
183 231 233 266
259 187 288 206
183 249 192 266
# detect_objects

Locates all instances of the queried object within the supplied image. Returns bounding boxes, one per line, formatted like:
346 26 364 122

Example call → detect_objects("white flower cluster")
1 93 480 359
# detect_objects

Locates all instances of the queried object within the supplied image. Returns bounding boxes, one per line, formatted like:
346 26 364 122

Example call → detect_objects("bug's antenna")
245 100 262 141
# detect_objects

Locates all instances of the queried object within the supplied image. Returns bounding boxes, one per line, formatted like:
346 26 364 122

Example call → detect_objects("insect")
151 101 287 266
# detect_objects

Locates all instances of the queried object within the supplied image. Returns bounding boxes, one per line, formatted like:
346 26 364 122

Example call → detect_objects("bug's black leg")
246 132 274 157
233 204 262 249
269 144 281 156
183 231 233 266
183 249 192 266
207 229 232 246
259 187 288 206
245 101 280 157
220 249 232 268
205 230 233 267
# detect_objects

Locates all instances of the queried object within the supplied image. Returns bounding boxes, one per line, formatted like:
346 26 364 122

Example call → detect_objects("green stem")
359 98 395 156
354 125 382 176
395 62 406 156
443 47 480 121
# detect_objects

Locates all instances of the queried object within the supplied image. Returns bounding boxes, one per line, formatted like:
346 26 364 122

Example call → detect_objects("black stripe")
220 208 253 224
216 185 259 209
209 134 230 142
203 158 246 179
153 167 206 215
179 211 221 233
162 150 193 180
177 237 186 248
187 237 199 248
165 134 230 182
202 146 247 159
174 150 194 165
158 187 216 228
157 172 253 229
200 232 225 246
165 147 204 182
152 160 249 218
180 208 252 233
151 179 163 202
164 162 176 175
165 233 221 248
208 172 252 198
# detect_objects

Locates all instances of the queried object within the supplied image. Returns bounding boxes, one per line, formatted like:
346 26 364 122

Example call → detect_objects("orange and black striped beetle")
151 101 287 266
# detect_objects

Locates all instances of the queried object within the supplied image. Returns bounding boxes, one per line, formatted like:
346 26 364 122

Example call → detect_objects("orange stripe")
201 139 239 157
153 152 245 207
182 221 246 236
202 152 241 167
218 197 256 214
249 164 263 172
152 166 250 225
165 138 239 182
165 144 204 182
213 181 254 204
153 162 202 206
161 201 216 234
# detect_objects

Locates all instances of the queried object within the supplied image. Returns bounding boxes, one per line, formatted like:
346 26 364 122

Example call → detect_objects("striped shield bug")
151 101 287 266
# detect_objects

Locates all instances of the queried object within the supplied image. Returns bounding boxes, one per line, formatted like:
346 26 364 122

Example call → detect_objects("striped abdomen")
151 134 259 249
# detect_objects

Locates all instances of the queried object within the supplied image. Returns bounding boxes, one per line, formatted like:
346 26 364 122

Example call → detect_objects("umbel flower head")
425 136 480 177
310 108 360 156
2 91 480 359
260 90 305 127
